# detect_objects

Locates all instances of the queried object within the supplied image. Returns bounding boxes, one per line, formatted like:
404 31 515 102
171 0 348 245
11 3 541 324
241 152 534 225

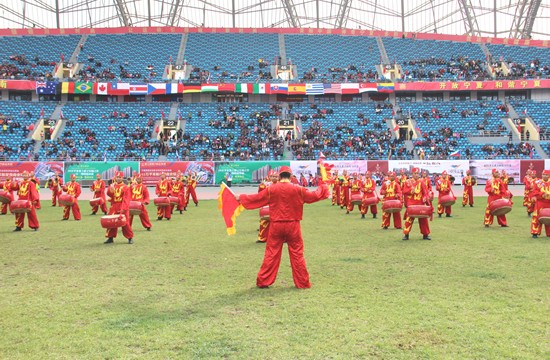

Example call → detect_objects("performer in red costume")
524 170 537 216
339 170 350 209
186 172 199 207
12 171 40 231
530 169 550 238
155 173 172 220
90 173 108 215
130 174 152 231
462 169 475 207
61 174 82 221
238 166 329 289
402 168 432 240
256 170 279 243
0 176 14 215
523 169 533 213
501 169 513 204
104 171 134 244
360 171 378 219
170 174 186 215
380 171 402 230
48 173 63 207
346 173 363 215
331 169 340 206
421 170 434 207
29 171 41 210
436 170 454 217
484 169 508 227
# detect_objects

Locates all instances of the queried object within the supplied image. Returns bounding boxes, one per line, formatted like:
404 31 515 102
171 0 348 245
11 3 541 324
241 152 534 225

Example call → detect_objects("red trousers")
257 221 310 289
437 204 452 215
187 187 198 205
91 194 108 214
332 185 340 205
105 205 134 239
531 202 550 236
157 205 171 219
484 206 507 226
51 189 61 206
63 202 81 220
381 211 402 228
258 218 269 242
403 216 430 236
15 207 39 229
462 187 474 206
130 207 152 229
1 202 9 214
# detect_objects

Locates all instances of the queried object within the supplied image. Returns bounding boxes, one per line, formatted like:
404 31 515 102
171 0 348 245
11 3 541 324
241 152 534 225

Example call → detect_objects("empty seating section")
284 35 380 82
79 34 181 81
383 38 488 81
486 44 550 78
0 101 56 160
0 35 81 79
185 33 280 83
510 99 550 139
36 102 169 161
175 103 280 161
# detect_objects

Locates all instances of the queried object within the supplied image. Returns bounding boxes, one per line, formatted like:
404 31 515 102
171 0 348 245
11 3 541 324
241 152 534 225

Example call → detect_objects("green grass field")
0 197 548 359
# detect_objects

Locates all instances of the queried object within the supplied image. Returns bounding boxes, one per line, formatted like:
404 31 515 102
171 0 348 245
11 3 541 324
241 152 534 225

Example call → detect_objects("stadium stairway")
176 33 188 65
278 33 287 64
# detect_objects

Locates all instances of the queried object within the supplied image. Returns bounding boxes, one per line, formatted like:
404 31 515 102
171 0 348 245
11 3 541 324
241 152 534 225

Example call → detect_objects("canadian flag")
95 83 109 95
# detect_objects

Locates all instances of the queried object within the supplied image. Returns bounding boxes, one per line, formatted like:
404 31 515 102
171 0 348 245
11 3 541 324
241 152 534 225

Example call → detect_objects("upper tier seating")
486 44 550 79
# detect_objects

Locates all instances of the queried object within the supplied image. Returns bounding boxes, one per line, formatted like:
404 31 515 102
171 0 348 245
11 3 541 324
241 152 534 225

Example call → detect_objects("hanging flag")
218 83 236 92
358 83 378 93
201 84 219 92
61 82 75 94
166 83 182 94
217 182 244 235
94 82 109 95
147 83 166 95
74 82 93 94
288 84 306 95
182 84 201 93
108 83 130 96
128 84 148 95
323 83 341 94
235 83 252 93
36 81 57 95
270 84 288 94
340 83 359 94
377 83 395 93
449 150 461 158
253 83 266 94
305 83 324 95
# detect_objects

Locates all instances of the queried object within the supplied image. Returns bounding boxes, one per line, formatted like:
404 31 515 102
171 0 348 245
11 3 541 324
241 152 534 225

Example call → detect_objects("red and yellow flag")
217 183 244 235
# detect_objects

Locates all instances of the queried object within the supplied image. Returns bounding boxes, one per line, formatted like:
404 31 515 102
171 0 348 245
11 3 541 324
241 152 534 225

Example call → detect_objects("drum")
129 201 143 216
154 197 170 207
407 205 432 219
259 206 269 220
362 196 379 206
439 194 456 207
58 194 75 206
10 200 32 214
538 208 550 225
89 197 104 207
169 196 179 206
0 190 13 204
350 193 363 206
100 214 127 229
489 198 513 216
382 199 402 213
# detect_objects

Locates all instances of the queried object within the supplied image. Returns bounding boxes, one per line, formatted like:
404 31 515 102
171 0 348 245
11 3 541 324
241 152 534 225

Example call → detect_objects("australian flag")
36 81 58 95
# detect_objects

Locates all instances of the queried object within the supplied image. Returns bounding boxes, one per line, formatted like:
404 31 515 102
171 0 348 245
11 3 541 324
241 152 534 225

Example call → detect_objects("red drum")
350 193 363 206
362 196 379 206
439 194 456 207
154 197 170 207
428 191 434 201
10 200 32 214
89 197 104 207
382 199 402 213
129 201 143 216
169 196 179 206
259 206 269 220
58 194 75 206
101 214 127 229
407 205 432 219
489 198 513 216
538 208 550 225
0 190 13 204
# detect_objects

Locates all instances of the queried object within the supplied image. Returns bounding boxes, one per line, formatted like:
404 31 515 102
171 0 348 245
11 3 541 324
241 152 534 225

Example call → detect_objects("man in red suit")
436 170 454 217
524 170 538 216
484 169 508 227
104 171 134 244
346 173 363 215
462 169 475 207
61 174 82 221
331 169 340 206
155 173 172 220
186 172 199 207
130 174 152 231
0 176 14 215
170 175 185 215
339 170 350 209
421 170 434 207
360 171 378 219
256 170 279 243
12 171 40 231
402 167 431 240
48 173 63 207
238 166 329 289
380 171 402 230
530 169 550 238
90 173 108 215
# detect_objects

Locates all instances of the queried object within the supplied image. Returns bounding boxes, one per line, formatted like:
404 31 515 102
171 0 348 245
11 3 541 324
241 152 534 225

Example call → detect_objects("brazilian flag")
74 82 93 94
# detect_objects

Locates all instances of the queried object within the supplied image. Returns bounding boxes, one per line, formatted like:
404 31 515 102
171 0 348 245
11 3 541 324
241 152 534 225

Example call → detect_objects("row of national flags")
37 81 395 95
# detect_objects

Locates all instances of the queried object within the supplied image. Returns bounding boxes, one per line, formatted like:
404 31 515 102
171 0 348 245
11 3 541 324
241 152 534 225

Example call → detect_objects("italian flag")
236 83 253 93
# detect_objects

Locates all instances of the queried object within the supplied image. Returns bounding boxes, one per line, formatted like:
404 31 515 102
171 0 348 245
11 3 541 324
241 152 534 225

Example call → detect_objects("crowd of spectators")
399 56 491 81
0 54 55 80
300 63 379 83
189 58 274 83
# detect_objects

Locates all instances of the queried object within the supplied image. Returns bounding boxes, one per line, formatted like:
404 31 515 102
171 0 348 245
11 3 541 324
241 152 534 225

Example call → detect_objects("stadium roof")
1 0 549 40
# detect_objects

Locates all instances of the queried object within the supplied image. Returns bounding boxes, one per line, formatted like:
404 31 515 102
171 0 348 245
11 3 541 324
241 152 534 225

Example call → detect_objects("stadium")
0 1 549 358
